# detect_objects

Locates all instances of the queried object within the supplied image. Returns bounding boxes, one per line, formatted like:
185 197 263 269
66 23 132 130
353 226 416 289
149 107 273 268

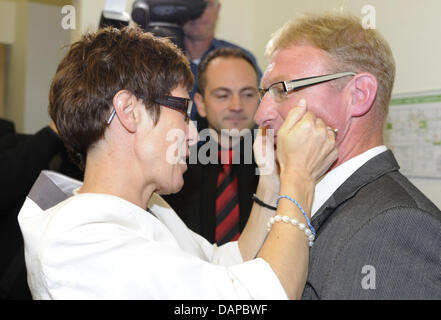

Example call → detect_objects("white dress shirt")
311 146 388 217
18 171 287 300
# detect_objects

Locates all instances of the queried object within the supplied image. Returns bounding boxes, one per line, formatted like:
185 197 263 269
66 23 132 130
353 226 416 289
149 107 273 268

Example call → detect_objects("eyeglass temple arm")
284 72 356 92
107 108 116 125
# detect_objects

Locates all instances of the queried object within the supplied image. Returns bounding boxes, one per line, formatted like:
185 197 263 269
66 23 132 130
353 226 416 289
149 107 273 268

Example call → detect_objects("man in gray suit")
255 12 441 299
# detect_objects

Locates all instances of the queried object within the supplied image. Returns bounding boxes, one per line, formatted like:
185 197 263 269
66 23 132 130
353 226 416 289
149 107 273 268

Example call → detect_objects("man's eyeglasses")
258 72 356 103
106 96 193 125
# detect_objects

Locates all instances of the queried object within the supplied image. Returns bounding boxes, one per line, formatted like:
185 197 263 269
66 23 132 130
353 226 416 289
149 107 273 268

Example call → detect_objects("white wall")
0 1 15 45
4 0 28 130
23 2 72 133
2 0 72 132
77 0 106 35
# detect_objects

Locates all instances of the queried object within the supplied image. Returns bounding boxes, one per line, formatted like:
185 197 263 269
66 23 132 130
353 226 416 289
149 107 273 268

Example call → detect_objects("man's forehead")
261 45 331 87
207 57 258 81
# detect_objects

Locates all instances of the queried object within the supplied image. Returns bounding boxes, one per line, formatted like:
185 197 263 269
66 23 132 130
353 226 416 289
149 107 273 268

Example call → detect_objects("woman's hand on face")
276 99 338 184
254 125 278 173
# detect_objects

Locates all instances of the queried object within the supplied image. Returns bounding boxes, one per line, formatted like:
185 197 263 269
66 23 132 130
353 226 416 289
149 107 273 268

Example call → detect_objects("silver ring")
328 128 338 136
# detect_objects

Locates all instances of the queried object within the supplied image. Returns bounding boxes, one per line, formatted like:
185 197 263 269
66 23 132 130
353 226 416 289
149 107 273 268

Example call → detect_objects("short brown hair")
196 47 258 95
267 13 395 119
49 27 193 169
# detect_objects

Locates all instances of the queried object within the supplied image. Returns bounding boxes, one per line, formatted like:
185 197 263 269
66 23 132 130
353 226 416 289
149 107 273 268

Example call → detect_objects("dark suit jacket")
0 124 83 300
164 139 259 243
0 118 15 138
302 150 441 299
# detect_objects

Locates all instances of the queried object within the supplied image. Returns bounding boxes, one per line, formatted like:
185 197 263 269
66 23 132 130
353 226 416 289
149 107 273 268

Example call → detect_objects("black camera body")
132 0 207 50
99 0 206 50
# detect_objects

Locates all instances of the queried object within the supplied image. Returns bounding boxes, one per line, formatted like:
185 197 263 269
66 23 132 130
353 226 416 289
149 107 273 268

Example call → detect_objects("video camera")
99 0 207 50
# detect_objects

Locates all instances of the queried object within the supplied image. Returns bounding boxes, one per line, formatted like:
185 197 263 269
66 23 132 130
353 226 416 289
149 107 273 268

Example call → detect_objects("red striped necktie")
215 149 240 245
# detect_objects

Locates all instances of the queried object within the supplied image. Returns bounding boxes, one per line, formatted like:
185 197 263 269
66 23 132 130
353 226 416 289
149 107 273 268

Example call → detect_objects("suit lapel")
311 150 400 236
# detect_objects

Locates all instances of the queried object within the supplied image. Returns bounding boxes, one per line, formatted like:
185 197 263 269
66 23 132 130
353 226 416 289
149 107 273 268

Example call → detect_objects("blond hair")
267 13 395 119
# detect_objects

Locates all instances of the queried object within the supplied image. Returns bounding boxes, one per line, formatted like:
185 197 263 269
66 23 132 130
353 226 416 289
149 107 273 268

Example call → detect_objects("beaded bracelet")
276 195 316 236
267 215 315 247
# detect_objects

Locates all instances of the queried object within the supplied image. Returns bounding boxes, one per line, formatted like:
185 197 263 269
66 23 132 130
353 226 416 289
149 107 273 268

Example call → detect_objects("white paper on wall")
384 92 441 179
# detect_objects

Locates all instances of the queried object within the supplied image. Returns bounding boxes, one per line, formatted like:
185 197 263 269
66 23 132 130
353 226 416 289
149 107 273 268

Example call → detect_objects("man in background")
164 48 260 245
255 12 441 299
183 0 261 128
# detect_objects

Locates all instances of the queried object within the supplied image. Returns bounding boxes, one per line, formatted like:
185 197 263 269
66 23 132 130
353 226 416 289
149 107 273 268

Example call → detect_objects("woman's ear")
348 73 378 117
112 90 137 133
194 92 207 118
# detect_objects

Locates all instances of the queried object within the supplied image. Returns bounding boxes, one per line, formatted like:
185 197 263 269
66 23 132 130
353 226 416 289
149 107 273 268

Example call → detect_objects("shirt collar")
311 145 388 217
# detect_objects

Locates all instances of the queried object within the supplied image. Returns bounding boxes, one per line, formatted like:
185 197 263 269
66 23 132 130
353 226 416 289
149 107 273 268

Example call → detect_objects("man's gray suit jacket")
302 150 441 299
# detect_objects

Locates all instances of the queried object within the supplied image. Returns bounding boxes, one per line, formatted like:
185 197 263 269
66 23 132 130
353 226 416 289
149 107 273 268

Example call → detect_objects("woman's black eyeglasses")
106 96 193 125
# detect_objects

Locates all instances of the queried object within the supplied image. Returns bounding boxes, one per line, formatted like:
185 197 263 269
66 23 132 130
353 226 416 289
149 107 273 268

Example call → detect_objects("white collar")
311 145 388 217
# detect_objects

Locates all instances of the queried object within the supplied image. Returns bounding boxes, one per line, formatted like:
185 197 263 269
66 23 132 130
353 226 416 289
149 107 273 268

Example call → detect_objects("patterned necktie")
215 149 240 245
